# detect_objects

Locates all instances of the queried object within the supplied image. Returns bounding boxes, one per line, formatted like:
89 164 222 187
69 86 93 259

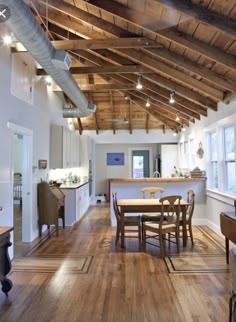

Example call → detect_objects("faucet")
153 171 160 178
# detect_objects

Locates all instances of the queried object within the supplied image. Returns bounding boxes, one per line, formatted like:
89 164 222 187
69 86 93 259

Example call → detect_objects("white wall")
95 143 158 196
0 42 69 240
178 98 236 233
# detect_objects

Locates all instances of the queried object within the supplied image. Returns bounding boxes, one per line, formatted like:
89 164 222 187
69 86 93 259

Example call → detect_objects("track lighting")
3 35 12 45
136 75 143 90
45 75 52 86
145 97 151 108
175 112 180 121
169 91 175 104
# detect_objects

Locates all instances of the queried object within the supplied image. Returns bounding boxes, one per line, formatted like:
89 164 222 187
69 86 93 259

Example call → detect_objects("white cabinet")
62 183 90 226
50 125 80 169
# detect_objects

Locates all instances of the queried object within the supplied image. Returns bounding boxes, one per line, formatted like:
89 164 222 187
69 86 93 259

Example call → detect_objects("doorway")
131 149 151 178
8 122 33 256
13 134 23 255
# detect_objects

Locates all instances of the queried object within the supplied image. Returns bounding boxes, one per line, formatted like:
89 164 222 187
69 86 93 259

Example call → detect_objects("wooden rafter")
51 37 159 50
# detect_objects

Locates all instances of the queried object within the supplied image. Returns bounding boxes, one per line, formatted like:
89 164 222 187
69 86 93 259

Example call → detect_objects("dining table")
117 198 190 248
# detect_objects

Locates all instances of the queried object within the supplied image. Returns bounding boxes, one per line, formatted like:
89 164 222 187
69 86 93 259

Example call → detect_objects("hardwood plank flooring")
0 203 231 322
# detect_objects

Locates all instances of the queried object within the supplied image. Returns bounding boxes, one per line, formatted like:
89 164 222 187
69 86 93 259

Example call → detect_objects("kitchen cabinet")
61 182 90 226
50 125 80 169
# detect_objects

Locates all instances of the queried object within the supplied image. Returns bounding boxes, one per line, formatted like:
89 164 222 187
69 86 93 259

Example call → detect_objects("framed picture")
107 153 124 166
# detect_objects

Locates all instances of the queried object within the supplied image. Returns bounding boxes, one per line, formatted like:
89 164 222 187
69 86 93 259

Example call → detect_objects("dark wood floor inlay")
12 255 93 274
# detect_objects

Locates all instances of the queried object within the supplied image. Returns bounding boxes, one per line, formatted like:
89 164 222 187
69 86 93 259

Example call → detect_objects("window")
224 126 236 193
209 131 218 189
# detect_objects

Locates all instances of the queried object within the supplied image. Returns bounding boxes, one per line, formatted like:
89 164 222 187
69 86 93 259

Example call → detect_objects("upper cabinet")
50 125 80 169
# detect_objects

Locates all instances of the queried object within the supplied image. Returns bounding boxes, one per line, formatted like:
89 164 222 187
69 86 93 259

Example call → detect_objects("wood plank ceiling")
26 0 236 134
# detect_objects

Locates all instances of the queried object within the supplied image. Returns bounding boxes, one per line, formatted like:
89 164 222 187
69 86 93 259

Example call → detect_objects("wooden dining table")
117 198 189 248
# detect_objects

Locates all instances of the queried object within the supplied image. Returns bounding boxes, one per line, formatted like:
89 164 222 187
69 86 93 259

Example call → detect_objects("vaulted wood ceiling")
27 0 236 134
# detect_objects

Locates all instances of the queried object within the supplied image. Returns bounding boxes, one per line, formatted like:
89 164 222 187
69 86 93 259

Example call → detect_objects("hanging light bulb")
173 131 177 137
175 112 180 121
3 35 12 45
182 124 186 132
136 75 143 90
169 91 175 104
124 95 129 100
145 97 151 108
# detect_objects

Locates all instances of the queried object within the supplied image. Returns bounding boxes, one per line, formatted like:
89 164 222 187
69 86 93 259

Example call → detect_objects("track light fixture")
169 91 175 104
175 112 180 121
136 75 143 90
145 97 151 108
3 35 12 45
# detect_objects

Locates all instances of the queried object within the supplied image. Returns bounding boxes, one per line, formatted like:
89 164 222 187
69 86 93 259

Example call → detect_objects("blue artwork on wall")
107 152 124 166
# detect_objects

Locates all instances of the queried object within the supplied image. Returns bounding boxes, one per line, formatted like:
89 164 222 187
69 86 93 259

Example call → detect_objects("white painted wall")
95 143 158 196
178 98 236 234
161 144 178 178
0 42 69 241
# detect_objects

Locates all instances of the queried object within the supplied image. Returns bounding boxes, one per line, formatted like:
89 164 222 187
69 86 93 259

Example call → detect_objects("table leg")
182 207 187 247
120 210 125 248
226 237 229 264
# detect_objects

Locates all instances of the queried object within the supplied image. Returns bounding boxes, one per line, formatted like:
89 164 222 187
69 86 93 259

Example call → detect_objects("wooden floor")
0 203 231 322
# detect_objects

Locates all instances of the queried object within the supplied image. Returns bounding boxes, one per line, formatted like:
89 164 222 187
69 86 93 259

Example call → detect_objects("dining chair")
179 189 195 245
112 192 142 245
140 187 165 237
142 195 182 258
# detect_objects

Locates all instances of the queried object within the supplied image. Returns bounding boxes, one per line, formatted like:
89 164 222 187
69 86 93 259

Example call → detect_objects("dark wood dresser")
38 182 65 236
220 211 236 264
0 227 13 296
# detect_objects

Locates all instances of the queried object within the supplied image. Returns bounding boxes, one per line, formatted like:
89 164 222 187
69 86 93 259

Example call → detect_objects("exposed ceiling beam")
52 83 137 91
86 0 236 71
51 37 159 50
40 5 221 108
36 65 152 75
145 48 236 93
158 0 236 39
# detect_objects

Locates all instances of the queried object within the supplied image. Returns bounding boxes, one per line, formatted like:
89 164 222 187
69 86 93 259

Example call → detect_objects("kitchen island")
109 177 206 226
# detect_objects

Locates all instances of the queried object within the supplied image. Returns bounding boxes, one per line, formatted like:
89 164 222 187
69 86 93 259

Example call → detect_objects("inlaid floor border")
164 225 229 275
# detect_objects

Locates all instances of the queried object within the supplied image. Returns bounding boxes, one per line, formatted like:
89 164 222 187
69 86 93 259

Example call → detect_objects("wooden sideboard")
38 182 65 236
220 212 236 264
0 227 13 296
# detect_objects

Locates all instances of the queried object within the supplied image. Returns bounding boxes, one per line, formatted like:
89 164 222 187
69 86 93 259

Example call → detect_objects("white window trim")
204 113 236 196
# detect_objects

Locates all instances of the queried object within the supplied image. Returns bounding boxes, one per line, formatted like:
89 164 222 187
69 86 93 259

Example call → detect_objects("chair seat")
144 222 176 231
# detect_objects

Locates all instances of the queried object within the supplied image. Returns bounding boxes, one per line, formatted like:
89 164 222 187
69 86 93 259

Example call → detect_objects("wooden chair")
143 195 182 258
112 192 142 245
141 187 165 237
179 189 195 245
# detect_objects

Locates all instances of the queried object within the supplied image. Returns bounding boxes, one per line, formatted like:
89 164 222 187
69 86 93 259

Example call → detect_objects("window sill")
206 189 236 206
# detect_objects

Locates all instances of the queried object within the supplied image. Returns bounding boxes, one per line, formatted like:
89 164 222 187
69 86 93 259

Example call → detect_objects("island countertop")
108 177 206 183
109 177 206 225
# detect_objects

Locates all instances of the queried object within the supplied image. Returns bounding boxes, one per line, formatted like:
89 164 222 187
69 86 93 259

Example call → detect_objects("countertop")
109 177 206 183
0 227 14 236
60 176 89 189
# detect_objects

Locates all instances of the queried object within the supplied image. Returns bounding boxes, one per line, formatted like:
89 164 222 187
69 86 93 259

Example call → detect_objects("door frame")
128 147 153 178
8 122 33 242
